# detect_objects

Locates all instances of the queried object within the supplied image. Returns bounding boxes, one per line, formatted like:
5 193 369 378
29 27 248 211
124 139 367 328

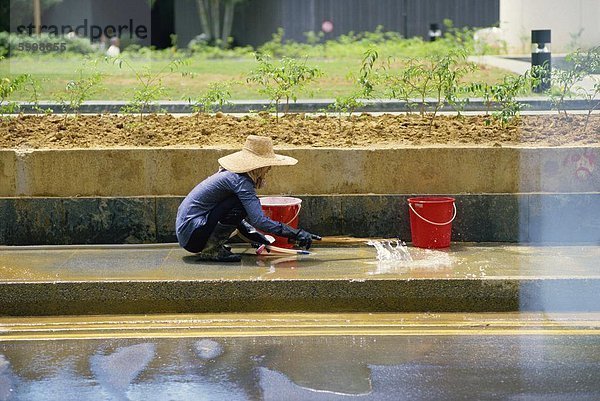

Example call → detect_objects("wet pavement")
1 243 599 399
1 243 599 315
1 243 599 282
1 312 600 400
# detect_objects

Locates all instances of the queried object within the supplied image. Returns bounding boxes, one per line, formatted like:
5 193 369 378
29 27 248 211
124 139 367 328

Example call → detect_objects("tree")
0 0 63 32
194 0 243 48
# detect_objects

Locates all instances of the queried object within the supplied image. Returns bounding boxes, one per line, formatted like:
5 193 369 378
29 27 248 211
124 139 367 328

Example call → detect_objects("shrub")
550 46 600 115
468 71 534 128
55 58 103 116
247 53 322 119
0 32 96 57
116 57 188 121
0 72 29 114
256 24 475 61
328 48 380 129
383 48 474 121
190 81 233 116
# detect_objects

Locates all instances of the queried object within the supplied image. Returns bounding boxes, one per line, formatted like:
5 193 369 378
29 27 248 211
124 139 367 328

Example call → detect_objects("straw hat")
218 135 298 173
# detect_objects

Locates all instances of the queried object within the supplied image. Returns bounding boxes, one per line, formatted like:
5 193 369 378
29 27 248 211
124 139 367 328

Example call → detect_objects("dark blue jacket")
176 169 287 247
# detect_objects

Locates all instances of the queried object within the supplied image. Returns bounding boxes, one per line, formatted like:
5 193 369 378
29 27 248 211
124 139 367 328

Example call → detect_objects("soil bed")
1 113 599 149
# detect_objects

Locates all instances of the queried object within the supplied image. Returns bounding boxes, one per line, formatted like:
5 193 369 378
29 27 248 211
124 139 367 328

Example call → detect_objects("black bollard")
531 29 552 93
428 23 441 42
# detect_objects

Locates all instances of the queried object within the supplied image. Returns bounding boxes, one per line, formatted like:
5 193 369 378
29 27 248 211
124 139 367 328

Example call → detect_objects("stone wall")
1 147 598 245
1 194 599 245
1 147 598 197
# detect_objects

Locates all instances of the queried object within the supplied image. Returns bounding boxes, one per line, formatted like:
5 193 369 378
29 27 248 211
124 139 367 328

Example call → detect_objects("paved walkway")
1 243 599 282
0 244 598 315
469 55 599 92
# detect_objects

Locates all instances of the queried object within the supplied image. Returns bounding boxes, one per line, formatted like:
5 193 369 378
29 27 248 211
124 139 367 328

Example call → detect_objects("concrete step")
2 312 599 341
0 244 598 316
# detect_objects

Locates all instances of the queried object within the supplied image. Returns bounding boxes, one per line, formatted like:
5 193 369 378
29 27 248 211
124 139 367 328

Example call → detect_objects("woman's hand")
293 229 322 250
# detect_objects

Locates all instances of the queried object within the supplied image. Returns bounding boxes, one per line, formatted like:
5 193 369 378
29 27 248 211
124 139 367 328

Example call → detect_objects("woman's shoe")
196 245 241 262
196 222 241 262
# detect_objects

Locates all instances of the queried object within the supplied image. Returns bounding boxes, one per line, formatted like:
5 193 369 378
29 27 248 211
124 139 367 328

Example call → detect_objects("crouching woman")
176 135 321 262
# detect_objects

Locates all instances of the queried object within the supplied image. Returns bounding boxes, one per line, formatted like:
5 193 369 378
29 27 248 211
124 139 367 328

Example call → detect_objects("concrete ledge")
0 279 594 315
1 194 599 245
0 151 16 197
0 279 538 315
0 244 598 316
2 147 599 197
12 98 594 114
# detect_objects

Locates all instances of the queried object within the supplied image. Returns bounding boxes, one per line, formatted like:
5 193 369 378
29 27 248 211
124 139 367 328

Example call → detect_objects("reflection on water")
90 343 156 401
0 354 15 401
256 255 302 271
259 367 372 400
1 335 599 400
195 339 224 360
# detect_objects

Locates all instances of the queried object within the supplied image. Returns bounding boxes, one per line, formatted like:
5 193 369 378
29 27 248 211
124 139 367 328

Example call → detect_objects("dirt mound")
1 113 598 149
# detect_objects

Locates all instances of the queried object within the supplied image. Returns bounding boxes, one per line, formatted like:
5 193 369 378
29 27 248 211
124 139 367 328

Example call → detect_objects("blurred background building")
7 0 599 52
11 0 499 48
175 0 499 47
499 0 600 53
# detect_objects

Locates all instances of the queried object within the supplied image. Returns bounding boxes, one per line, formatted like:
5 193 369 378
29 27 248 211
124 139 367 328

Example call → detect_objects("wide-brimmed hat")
218 135 298 173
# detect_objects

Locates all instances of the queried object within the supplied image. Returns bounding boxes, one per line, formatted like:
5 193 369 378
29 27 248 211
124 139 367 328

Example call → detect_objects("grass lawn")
1 54 514 101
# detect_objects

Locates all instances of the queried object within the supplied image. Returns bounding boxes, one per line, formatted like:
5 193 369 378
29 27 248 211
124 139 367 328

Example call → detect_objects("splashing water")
367 240 413 262
367 240 454 275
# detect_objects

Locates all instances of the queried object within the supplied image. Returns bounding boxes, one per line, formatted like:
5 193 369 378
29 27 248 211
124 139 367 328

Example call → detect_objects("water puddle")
2 335 598 400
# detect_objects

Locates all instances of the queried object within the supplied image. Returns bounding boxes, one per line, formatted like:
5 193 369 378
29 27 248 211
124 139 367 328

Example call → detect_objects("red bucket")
408 197 456 249
260 196 302 249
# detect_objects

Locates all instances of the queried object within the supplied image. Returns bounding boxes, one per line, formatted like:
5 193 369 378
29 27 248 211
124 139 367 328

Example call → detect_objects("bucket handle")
285 205 302 225
409 203 457 226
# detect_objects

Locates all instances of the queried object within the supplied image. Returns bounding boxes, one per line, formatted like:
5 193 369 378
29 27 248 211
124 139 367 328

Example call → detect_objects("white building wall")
500 0 600 54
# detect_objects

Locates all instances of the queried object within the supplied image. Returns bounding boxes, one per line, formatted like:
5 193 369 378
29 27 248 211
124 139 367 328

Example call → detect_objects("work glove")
294 229 321 250
285 228 321 250
279 225 322 250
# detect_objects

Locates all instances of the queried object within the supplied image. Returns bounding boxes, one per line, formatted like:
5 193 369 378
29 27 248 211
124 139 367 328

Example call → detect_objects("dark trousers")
184 196 246 253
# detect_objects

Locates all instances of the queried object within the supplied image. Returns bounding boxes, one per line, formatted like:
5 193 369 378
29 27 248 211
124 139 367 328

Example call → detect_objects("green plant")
328 93 363 131
357 47 379 97
254 24 473 61
427 48 475 125
578 80 600 132
439 19 476 52
383 57 425 114
327 48 380 130
116 57 187 121
304 31 324 45
190 81 233 116
247 53 321 120
0 72 29 114
257 28 286 57
57 59 103 116
387 49 473 130
469 71 532 128
187 40 254 59
25 76 52 114
550 47 600 115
